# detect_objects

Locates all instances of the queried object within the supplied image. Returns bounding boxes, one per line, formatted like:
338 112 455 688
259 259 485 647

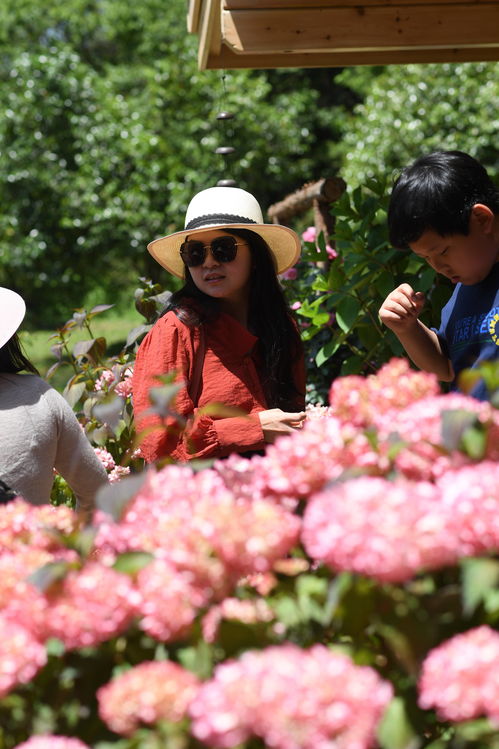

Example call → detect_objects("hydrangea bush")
1 358 499 748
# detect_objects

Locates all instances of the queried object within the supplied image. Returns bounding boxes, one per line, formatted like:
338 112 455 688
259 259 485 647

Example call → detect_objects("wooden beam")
224 0 497 7
187 0 203 33
221 6 499 55
200 44 499 68
198 0 223 70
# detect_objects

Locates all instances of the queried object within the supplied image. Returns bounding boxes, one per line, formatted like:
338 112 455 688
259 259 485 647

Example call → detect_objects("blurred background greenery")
0 0 497 372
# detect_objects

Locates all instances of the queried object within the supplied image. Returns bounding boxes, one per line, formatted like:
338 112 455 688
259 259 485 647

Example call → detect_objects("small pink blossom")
94 447 116 471
109 465 131 483
115 373 133 398
190 644 392 749
301 226 316 243
0 617 47 698
305 403 333 420
13 738 91 749
419 626 499 723
291 301 301 310
97 660 199 736
94 369 115 391
326 244 338 259
280 267 298 281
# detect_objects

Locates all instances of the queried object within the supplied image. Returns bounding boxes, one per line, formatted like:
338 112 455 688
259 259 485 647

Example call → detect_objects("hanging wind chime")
214 73 237 187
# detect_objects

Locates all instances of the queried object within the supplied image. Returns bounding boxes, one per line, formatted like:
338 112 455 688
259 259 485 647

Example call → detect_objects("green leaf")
96 472 148 521
28 560 73 592
327 263 346 292
335 295 360 333
113 551 154 575
460 425 487 460
93 395 125 431
461 557 499 616
440 409 481 452
63 380 86 408
177 640 213 680
316 334 343 366
377 697 420 749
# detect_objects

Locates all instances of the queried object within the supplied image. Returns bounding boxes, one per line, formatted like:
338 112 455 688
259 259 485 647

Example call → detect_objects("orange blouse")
132 310 305 463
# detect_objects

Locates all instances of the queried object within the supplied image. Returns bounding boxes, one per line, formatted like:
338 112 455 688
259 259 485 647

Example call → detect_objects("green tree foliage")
331 62 499 186
0 0 341 322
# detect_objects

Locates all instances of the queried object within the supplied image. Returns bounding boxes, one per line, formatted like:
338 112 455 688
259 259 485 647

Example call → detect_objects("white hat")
0 287 26 349
147 186 301 279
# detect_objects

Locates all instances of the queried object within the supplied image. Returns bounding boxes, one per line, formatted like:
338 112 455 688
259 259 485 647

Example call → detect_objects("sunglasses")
179 236 245 267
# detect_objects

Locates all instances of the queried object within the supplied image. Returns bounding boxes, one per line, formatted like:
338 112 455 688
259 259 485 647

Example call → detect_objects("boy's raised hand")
379 283 426 333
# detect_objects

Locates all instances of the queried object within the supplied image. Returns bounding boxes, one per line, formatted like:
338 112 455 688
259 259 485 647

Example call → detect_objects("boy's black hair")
162 228 304 410
0 333 39 374
388 150 499 250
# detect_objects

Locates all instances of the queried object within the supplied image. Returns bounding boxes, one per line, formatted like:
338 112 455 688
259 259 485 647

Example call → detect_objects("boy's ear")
470 203 495 233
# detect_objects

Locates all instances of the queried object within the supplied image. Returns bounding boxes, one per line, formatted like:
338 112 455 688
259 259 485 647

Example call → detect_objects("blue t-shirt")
435 262 499 400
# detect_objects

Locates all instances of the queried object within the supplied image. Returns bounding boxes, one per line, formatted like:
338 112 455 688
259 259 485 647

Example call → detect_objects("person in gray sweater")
0 287 108 511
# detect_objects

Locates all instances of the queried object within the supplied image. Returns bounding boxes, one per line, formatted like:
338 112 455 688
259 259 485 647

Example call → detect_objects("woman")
0 287 108 509
132 185 306 462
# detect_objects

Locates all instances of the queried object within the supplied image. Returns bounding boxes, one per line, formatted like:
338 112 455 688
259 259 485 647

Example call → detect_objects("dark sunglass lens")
212 236 238 263
181 241 205 267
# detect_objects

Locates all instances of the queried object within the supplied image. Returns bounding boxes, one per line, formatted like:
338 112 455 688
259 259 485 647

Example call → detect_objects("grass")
21 307 143 393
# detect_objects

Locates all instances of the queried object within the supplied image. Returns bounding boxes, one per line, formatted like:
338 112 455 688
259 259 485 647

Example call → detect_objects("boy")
379 150 499 400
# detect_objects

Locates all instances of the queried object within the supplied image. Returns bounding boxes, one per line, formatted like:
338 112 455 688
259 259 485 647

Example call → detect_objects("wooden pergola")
187 0 499 70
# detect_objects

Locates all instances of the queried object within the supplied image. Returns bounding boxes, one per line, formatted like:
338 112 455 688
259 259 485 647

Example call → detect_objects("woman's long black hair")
162 228 304 410
0 334 39 375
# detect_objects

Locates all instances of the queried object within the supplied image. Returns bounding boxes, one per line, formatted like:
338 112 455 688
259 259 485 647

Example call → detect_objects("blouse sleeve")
47 389 109 511
132 314 266 463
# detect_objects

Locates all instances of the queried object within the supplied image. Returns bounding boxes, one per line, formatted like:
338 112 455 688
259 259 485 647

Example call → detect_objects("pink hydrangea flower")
95 465 300 595
135 558 208 642
419 626 499 723
329 358 440 428
373 392 499 481
0 617 47 698
216 416 389 511
0 549 53 638
97 660 199 736
437 461 499 556
42 562 139 649
0 499 78 554
189 644 393 748
13 737 91 749
302 476 461 583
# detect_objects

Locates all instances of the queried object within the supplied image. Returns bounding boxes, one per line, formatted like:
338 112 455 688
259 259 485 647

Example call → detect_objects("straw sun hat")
147 186 301 279
0 287 26 349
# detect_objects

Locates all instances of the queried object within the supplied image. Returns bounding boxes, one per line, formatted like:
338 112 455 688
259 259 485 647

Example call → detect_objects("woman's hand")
258 408 306 444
